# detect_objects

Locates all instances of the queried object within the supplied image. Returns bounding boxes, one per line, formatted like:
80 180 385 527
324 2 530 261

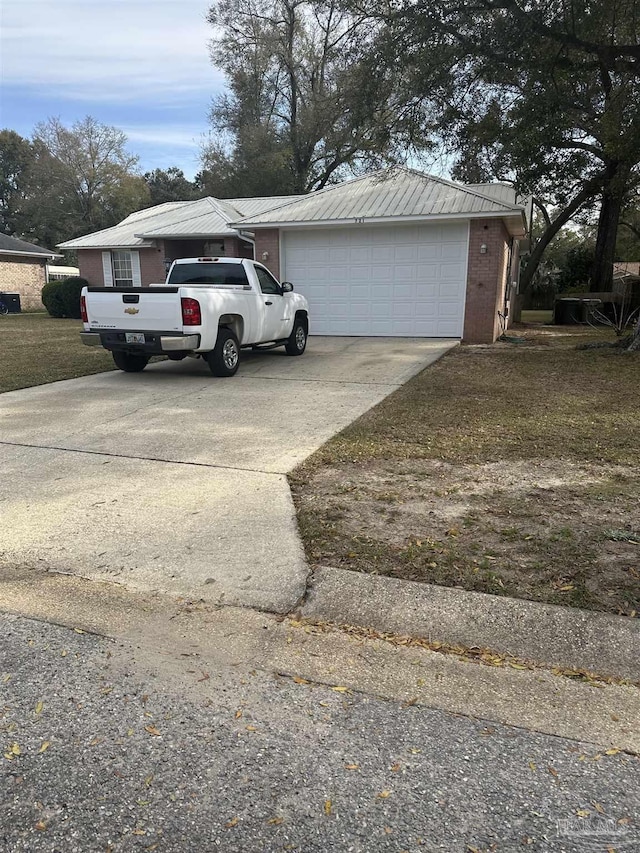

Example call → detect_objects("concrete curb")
301 566 640 682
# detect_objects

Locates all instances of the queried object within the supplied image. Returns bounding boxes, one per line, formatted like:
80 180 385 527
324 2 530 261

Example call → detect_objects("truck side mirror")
281 281 294 292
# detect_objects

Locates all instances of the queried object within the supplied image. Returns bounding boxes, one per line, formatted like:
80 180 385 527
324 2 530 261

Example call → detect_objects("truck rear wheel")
207 328 240 377
112 351 149 373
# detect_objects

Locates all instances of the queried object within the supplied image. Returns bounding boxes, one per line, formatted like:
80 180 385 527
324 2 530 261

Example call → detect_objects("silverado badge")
124 307 140 315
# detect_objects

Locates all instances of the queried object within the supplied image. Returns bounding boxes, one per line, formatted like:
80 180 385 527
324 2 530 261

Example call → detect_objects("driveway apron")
0 337 456 612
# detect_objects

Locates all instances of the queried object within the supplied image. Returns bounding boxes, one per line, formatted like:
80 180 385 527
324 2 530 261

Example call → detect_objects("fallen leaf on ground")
548 766 558 777
267 817 284 825
2 674 10 683
39 741 50 754
605 748 621 755
529 761 536 772
35 821 47 831
225 817 239 828
235 709 243 719
330 686 350 694
377 791 391 799
390 763 401 772
576 809 590 817
10 744 21 756
73 628 85 634
245 725 257 732
144 725 161 737
345 764 359 771
35 701 44 715
324 800 332 815
293 677 310 685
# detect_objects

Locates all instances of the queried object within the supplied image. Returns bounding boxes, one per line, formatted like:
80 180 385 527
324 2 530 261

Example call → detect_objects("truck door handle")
265 301 273 306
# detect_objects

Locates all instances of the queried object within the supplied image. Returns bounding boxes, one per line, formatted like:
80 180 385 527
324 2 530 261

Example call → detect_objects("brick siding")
254 229 281 279
0 256 48 310
463 220 511 343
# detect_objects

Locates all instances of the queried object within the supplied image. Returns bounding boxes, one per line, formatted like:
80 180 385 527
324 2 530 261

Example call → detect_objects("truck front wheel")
207 328 240 377
285 317 307 356
112 351 150 373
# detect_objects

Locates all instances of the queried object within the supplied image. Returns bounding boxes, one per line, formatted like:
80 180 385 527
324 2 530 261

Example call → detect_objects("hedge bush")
41 280 66 318
42 276 88 319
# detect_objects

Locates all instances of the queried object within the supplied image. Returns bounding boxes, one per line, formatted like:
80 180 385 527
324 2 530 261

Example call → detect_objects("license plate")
125 333 145 344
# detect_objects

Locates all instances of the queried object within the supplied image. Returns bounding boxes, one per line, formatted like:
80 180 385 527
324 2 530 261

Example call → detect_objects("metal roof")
134 198 241 239
0 232 59 258
57 199 231 249
466 183 517 205
233 167 525 228
57 169 526 251
56 195 304 249
225 195 303 218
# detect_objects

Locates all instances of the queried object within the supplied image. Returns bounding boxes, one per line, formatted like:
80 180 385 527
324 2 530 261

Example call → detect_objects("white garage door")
282 222 469 337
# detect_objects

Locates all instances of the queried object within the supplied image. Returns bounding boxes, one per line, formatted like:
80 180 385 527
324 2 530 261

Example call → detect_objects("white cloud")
1 0 225 103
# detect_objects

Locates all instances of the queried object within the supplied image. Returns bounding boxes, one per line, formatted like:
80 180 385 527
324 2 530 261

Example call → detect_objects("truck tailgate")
85 287 184 332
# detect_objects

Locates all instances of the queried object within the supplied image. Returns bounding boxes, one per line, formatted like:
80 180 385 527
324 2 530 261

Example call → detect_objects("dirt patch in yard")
291 330 640 615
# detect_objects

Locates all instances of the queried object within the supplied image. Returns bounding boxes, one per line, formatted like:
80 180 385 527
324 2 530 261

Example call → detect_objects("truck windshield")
168 263 249 286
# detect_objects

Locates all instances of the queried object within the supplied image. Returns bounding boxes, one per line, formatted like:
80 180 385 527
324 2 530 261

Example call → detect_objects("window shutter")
102 252 113 286
131 251 142 287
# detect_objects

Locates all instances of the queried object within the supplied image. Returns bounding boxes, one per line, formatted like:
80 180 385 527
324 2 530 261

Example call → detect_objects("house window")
112 251 134 287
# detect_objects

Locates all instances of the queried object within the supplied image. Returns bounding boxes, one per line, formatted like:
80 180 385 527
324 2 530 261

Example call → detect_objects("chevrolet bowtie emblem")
124 307 139 315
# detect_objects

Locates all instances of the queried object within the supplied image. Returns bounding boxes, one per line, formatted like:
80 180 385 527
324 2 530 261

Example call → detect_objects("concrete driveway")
0 337 456 612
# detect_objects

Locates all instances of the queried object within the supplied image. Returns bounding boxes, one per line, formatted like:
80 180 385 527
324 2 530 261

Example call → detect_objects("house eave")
0 248 61 260
232 209 527 235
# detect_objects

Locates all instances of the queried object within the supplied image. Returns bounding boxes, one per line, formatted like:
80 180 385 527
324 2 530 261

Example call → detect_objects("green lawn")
0 313 115 393
291 326 640 615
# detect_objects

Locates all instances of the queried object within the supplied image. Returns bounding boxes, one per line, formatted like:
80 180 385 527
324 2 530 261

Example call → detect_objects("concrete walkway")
0 337 456 612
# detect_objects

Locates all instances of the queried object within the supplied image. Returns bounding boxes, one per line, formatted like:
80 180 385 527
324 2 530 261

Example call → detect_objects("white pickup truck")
80 257 309 377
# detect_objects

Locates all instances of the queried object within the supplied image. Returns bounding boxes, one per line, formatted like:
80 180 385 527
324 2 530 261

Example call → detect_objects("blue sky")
0 0 226 178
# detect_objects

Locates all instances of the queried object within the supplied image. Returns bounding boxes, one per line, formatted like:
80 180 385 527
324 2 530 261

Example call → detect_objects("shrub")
41 276 88 319
41 280 65 318
58 276 88 319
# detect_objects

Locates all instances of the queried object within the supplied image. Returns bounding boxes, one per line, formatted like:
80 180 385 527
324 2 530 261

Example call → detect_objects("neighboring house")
58 167 528 343
0 233 61 310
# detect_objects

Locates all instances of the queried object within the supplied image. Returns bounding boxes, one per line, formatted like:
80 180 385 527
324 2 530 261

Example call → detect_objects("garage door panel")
284 224 467 338
329 248 349 263
371 264 394 280
350 284 370 299
392 283 416 299
440 262 466 280
372 246 394 262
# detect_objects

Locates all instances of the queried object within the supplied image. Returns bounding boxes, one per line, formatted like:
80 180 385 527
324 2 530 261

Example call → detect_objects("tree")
0 130 36 237
31 116 148 242
365 0 640 294
144 167 200 205
204 0 407 194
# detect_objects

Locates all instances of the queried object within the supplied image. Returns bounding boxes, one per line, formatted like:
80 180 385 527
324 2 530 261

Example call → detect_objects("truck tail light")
80 295 88 323
181 297 201 325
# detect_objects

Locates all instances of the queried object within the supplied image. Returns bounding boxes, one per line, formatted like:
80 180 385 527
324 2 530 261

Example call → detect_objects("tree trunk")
590 162 631 293
518 178 603 297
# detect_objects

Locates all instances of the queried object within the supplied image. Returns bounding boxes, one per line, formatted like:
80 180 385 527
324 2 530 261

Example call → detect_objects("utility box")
0 292 22 314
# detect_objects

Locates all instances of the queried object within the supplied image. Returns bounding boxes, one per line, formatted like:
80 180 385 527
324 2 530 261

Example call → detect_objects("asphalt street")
1 613 637 853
